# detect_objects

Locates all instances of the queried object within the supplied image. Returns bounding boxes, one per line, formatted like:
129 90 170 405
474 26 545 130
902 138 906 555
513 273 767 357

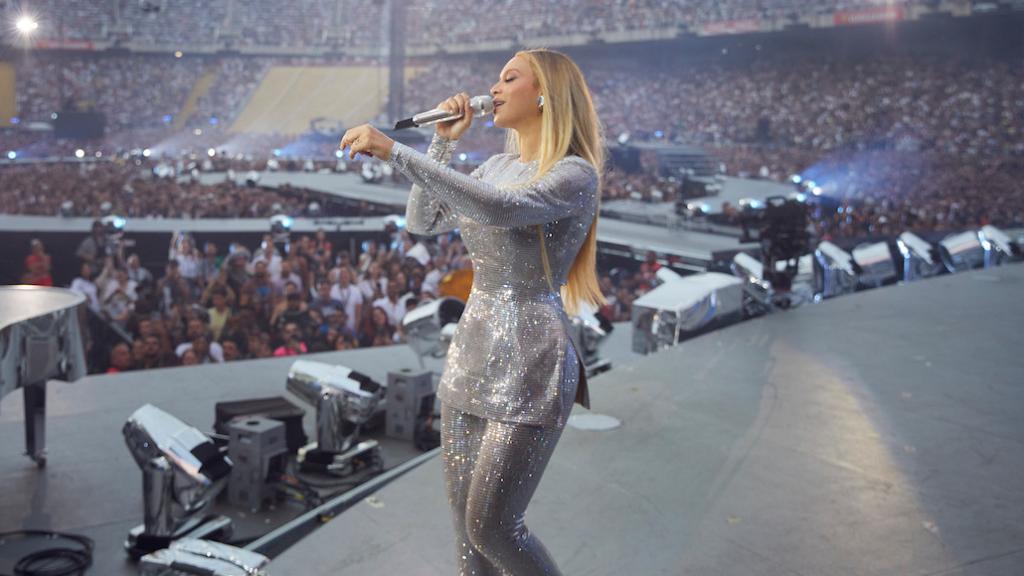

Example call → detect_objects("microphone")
394 95 494 130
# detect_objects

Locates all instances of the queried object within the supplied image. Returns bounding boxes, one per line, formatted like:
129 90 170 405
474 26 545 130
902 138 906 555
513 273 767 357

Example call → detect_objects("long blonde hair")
504 48 607 316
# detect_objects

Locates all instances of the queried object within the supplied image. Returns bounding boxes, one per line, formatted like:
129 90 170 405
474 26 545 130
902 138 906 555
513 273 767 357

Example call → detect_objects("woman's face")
490 55 541 130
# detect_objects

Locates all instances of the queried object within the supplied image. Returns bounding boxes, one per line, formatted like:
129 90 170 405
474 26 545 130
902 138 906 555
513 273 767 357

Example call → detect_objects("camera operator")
76 220 109 266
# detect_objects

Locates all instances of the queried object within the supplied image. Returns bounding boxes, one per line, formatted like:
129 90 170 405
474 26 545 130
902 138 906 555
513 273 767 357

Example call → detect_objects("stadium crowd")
2 0 383 49
5 0 924 50
404 0 893 46
400 50 1024 234
0 160 320 219
5 44 1022 236
17 223 649 373
405 53 1024 158
14 54 203 132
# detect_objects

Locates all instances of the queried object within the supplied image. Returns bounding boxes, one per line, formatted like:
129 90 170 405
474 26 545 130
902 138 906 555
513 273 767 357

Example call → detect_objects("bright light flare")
15 16 39 35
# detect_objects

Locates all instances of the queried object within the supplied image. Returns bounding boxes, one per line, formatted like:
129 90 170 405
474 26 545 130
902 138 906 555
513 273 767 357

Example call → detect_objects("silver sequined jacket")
387 133 597 427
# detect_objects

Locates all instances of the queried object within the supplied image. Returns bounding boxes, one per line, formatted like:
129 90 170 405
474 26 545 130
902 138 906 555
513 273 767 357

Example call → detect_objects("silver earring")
537 95 544 108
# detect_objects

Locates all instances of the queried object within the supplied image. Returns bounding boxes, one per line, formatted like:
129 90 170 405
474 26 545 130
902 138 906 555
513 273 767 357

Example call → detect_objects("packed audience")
232 0 385 48
14 54 204 131
400 50 1024 235
5 27 1022 241
405 0 829 46
21 226 653 374
186 58 272 131
406 52 1024 159
2 0 382 49
715 149 1024 239
4 0 930 50
0 160 322 219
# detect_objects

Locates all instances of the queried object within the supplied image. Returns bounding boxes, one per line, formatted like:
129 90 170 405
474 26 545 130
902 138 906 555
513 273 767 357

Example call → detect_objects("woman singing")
340 48 605 575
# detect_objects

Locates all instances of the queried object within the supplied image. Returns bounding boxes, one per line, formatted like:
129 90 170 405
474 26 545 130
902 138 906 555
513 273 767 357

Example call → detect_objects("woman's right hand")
435 92 474 141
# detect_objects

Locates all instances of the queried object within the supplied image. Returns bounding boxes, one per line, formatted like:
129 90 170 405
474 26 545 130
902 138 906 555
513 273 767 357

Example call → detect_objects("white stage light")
978 225 1015 267
403 297 466 366
851 241 896 288
896 231 940 282
731 252 772 315
123 404 233 558
813 241 857 299
632 272 743 354
15 16 39 35
140 539 269 576
286 360 382 450
938 230 986 272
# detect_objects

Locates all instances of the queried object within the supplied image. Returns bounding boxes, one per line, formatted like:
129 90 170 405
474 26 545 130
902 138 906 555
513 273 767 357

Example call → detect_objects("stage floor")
269 265 1024 575
0 343 452 575
0 309 637 575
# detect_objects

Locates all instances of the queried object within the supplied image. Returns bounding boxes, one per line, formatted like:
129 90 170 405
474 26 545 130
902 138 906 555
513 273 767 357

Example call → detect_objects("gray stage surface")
269 265 1024 576
0 344 451 575
0 313 636 575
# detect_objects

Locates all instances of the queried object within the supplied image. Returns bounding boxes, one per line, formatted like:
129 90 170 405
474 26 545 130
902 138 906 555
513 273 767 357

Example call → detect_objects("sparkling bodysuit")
387 132 598 575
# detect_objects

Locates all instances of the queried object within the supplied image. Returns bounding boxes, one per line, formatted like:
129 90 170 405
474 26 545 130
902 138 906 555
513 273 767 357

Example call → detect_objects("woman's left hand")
339 124 394 161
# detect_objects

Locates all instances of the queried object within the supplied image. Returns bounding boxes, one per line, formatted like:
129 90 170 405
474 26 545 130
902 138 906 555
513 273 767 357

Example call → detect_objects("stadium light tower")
15 15 40 37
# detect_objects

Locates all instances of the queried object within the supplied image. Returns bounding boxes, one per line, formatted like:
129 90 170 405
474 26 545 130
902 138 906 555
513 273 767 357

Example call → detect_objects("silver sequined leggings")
441 402 567 576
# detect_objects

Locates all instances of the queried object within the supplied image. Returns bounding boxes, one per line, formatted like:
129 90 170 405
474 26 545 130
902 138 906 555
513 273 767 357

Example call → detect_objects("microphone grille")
470 95 494 115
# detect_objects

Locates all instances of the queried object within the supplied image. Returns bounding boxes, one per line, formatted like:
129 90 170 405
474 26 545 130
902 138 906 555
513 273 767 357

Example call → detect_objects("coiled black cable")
0 530 93 576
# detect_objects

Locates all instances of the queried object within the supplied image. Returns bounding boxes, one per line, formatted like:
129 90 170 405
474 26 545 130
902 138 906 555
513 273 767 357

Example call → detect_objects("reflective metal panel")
814 241 857 299
632 272 743 354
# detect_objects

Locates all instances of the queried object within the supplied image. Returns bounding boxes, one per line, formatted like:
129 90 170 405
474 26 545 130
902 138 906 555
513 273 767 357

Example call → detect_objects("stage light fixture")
813 241 857 300
731 251 773 315
631 272 743 354
896 231 941 281
139 539 269 576
850 241 896 288
938 230 986 272
978 225 1015 267
122 404 234 558
565 299 613 378
286 360 383 472
402 296 466 367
